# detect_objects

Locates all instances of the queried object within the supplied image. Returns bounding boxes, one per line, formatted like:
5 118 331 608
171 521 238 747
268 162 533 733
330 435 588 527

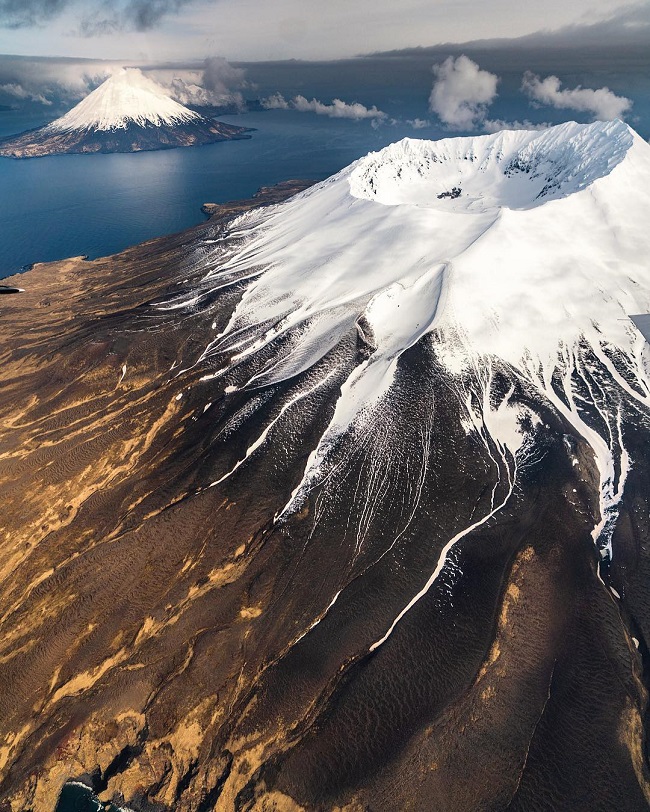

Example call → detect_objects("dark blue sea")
0 55 648 279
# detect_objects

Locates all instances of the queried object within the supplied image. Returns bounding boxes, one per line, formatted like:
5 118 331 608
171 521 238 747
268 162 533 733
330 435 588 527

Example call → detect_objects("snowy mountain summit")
0 68 251 158
47 68 203 132
170 119 650 584
350 118 633 210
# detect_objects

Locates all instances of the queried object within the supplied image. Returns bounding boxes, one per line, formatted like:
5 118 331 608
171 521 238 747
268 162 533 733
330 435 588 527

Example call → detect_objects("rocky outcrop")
201 180 316 218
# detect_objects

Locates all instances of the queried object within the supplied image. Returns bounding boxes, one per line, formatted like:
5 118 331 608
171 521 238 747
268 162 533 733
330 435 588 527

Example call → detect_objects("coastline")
0 179 315 290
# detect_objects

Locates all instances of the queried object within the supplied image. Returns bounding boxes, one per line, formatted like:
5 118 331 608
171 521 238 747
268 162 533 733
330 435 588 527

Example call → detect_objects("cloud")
407 118 431 129
1 0 649 59
429 55 499 130
521 71 632 120
0 55 247 113
0 56 121 107
81 0 197 34
0 81 52 104
483 118 551 133
261 92 387 120
261 92 290 110
0 0 196 32
293 95 387 120
0 0 67 28
202 56 246 96
500 2 650 50
163 57 247 107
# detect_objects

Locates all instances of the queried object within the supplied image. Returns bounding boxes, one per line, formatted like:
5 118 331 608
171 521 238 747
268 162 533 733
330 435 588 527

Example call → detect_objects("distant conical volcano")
0 68 251 158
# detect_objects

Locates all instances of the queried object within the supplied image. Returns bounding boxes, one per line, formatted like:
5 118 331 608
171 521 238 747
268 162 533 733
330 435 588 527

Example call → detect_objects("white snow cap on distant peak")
46 68 203 133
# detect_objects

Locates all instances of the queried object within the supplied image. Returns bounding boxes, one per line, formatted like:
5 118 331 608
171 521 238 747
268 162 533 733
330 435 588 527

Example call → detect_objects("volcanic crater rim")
348 119 634 213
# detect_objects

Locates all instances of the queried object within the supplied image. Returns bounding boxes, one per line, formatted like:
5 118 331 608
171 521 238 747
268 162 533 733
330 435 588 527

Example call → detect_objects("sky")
0 0 648 142
0 0 648 61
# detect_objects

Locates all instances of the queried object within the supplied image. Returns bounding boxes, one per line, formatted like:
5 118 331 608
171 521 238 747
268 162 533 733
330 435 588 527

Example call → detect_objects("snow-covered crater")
166 120 650 562
349 120 634 212
184 120 649 385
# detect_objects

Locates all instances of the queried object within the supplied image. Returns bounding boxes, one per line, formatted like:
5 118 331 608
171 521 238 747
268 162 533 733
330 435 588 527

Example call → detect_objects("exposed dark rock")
0 118 252 159
0 166 649 812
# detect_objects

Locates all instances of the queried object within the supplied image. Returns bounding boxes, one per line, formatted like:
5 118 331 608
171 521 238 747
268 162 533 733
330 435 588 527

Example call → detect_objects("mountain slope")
0 68 251 158
190 119 649 567
1 123 650 812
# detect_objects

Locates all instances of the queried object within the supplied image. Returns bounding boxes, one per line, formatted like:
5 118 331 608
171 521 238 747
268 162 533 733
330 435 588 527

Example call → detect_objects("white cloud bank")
407 118 431 129
521 72 632 120
262 92 289 110
163 57 247 108
0 59 121 107
0 81 52 105
483 118 551 133
429 55 499 130
0 55 249 112
262 93 387 121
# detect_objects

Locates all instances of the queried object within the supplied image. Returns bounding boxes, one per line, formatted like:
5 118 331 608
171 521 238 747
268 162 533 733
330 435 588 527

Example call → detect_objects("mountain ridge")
1 125 650 811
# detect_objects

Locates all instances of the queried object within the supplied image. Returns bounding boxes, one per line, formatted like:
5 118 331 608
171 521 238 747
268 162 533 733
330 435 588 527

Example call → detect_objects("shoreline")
0 179 316 287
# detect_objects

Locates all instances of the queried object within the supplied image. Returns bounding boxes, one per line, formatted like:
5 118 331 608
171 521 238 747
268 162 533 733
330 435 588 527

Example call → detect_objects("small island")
0 69 252 159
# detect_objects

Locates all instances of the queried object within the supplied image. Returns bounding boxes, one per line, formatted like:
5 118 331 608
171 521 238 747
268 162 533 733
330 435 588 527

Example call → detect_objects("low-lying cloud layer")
0 57 119 107
426 53 634 132
0 49 640 143
429 55 499 129
262 93 387 120
521 71 632 120
0 55 249 112
164 57 247 108
0 80 51 104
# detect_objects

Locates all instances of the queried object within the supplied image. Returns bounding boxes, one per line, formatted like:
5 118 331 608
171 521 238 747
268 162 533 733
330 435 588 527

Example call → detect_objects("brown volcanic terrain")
0 180 649 812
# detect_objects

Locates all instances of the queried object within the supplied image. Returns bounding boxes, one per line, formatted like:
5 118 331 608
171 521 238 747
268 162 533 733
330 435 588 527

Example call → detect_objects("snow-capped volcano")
166 119 650 579
0 68 251 158
46 68 203 132
5 121 650 811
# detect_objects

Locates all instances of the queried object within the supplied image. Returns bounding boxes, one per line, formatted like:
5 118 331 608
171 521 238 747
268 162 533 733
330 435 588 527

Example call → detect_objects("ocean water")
0 54 648 279
0 109 441 278
54 782 123 812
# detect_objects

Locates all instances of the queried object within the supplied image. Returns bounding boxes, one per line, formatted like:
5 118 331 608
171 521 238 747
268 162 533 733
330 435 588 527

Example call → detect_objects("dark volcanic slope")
0 167 649 812
0 118 251 159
